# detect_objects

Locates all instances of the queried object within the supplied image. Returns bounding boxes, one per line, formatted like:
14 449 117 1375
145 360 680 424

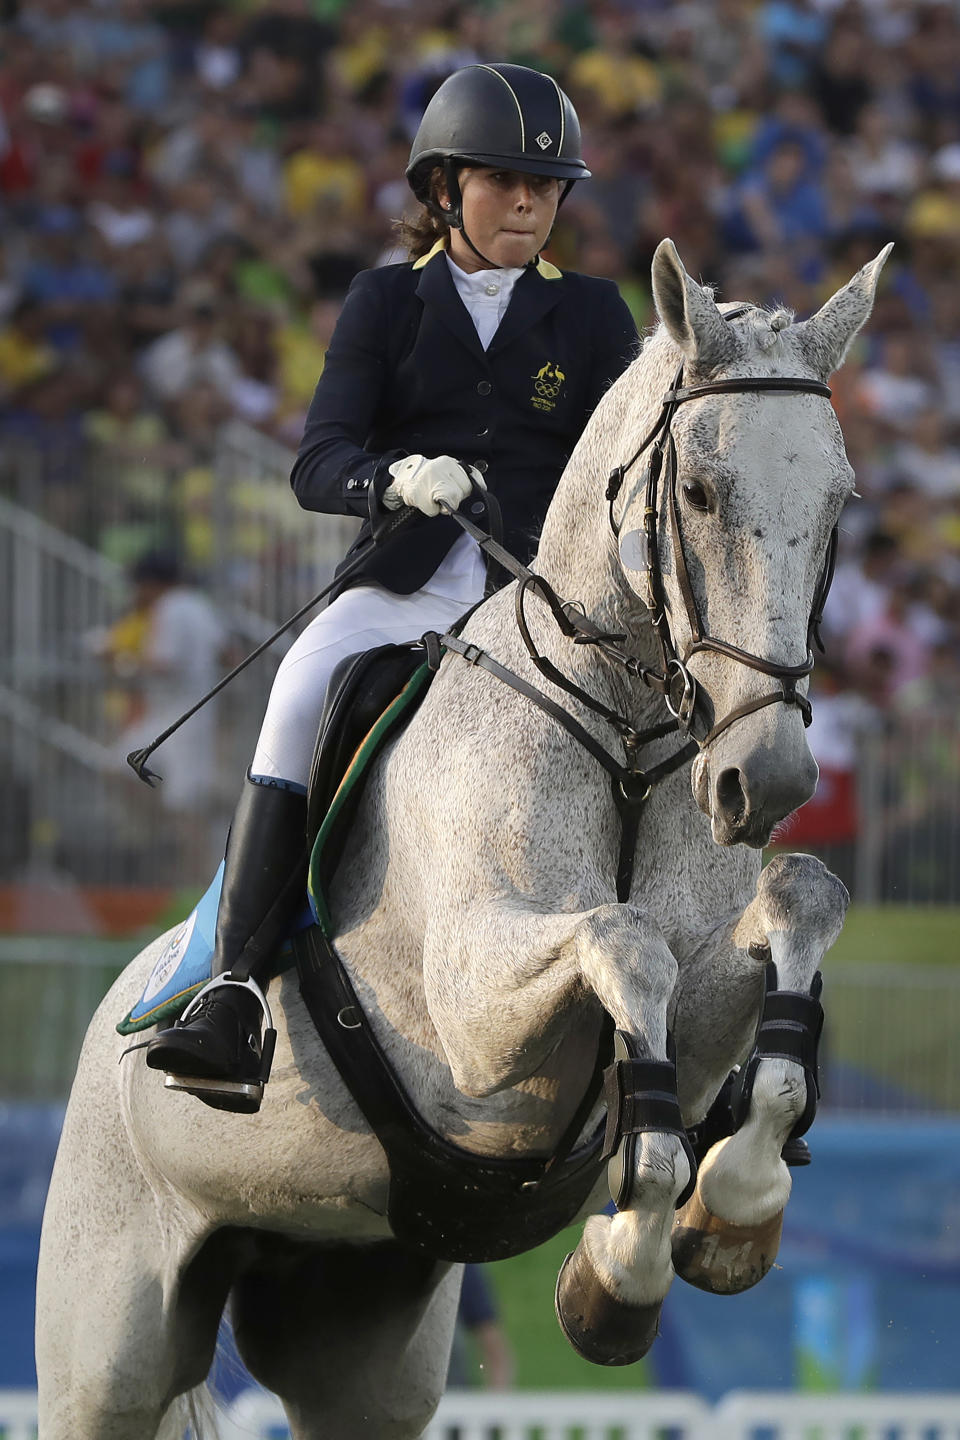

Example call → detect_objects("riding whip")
126 509 416 788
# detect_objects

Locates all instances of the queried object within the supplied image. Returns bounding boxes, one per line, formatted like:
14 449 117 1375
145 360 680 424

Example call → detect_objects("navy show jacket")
291 242 639 594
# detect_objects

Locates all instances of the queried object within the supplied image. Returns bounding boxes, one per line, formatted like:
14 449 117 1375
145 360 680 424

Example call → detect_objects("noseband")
606 340 837 747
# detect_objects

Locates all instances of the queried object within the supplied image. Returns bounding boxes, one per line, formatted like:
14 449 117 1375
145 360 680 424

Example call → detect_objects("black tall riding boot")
146 774 308 1114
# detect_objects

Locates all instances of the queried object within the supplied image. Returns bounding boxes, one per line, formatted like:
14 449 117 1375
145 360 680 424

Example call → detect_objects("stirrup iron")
161 973 277 1106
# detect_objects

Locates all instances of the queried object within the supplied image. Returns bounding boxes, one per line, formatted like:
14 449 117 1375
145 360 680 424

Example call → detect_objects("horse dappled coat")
36 239 890 1440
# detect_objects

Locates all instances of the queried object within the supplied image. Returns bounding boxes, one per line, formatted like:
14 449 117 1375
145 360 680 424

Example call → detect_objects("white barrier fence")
7 1388 960 1439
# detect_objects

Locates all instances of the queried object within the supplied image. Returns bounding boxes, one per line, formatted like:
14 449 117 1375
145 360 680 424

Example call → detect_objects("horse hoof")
671 1188 783 1294
554 1242 662 1366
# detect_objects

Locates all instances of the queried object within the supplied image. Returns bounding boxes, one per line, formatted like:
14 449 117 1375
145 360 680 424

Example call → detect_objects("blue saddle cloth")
118 866 312 1034
118 648 436 1036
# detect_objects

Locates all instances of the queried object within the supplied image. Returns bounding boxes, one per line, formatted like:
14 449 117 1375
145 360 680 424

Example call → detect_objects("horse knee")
756 852 848 944
575 907 678 1039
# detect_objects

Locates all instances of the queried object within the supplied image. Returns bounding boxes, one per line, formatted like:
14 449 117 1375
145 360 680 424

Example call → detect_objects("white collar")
444 254 526 297
411 235 562 279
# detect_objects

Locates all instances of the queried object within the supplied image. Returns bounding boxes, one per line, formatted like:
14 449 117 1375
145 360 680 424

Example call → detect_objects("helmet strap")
440 157 501 272
439 159 464 228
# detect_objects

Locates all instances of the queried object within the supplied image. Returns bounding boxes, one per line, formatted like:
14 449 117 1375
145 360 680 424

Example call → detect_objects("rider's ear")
651 238 738 374
796 243 893 379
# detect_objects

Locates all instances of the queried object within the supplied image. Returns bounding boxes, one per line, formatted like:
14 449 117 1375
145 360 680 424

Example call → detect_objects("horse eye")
682 482 710 512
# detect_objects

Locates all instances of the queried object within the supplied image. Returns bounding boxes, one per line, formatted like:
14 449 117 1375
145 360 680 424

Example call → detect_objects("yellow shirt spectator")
568 48 661 119
0 312 57 394
283 126 366 220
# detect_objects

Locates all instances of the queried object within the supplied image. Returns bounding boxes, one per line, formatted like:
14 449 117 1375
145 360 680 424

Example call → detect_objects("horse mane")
638 298 798 368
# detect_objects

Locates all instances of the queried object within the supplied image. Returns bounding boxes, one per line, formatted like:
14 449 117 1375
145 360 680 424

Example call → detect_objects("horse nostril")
716 767 748 827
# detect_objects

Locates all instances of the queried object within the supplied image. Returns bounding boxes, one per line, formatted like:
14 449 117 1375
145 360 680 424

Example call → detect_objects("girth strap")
294 923 612 1263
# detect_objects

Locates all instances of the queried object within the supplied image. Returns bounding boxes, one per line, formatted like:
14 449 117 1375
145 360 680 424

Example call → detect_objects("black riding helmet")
407 63 590 258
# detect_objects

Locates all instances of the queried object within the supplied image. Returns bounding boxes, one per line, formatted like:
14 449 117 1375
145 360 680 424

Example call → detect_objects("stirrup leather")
161 973 277 1105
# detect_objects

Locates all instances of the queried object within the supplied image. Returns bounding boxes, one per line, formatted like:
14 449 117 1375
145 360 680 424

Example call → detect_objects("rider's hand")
382 454 484 517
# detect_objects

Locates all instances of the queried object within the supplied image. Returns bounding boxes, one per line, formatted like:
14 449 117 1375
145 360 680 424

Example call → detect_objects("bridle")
437 318 840 899
605 318 838 748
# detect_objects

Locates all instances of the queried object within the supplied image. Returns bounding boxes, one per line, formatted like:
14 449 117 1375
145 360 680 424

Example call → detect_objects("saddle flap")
306 643 434 934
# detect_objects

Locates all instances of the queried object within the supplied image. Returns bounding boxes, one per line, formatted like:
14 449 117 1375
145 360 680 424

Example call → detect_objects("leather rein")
438 326 838 902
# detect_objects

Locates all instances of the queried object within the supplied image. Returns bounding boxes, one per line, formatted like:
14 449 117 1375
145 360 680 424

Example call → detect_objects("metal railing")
0 942 957 1110
854 718 960 906
6 1388 960 1440
1 423 959 903
0 424 358 888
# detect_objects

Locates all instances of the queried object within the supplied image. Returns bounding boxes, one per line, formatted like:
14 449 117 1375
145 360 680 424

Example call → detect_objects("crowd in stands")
1 0 959 773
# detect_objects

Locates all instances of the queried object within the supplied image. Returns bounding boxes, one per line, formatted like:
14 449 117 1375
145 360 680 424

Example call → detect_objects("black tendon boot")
146 775 308 1113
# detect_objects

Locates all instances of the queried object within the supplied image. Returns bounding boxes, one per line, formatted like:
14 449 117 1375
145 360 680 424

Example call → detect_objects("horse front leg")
428 900 691 1367
670 852 848 1295
553 907 696 1366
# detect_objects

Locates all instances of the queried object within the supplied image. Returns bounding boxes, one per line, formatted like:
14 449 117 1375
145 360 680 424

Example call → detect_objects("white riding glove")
382 454 483 517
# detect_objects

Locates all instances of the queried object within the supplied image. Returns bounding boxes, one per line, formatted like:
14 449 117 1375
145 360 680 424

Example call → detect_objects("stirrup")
160 973 277 1110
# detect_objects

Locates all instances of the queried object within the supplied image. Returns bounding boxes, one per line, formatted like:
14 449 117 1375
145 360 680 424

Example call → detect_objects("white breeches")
251 582 479 790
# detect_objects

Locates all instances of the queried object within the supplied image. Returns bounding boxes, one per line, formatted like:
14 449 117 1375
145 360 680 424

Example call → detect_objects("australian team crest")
530 360 566 413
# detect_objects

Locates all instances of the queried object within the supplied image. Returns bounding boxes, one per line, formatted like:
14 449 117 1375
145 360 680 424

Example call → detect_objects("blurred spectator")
774 657 885 889
854 330 939 435
810 14 875 135
446 1264 515 1392
109 550 228 826
893 638 960 722
567 6 662 122
844 581 935 702
844 102 921 202
21 213 117 352
824 528 902 648
887 408 960 501
0 298 58 396
0 0 957 795
723 136 829 273
757 0 827 89
139 279 240 405
84 372 182 564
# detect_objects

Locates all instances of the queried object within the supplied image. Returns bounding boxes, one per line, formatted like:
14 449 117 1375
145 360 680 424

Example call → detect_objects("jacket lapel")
487 267 562 357
415 252 486 363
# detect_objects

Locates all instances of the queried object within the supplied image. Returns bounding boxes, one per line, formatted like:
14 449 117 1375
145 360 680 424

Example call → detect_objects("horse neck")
530 341 672 715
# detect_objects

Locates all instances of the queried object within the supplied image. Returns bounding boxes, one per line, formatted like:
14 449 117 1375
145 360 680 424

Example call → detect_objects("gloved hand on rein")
383 454 484 517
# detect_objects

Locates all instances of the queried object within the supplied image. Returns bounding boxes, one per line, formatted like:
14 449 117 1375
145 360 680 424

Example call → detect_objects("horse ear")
796 243 893 379
651 238 737 372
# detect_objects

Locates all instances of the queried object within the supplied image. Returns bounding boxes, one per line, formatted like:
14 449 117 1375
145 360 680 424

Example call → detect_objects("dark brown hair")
394 165 448 259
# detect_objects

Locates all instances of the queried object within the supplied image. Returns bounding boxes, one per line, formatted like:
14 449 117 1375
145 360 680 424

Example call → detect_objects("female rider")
146 62 639 1112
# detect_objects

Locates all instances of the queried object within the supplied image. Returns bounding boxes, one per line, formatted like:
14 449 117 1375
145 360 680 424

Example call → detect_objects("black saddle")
306 641 432 857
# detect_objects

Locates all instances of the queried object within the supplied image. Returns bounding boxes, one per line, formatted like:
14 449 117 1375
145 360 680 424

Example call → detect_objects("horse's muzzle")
694 735 819 848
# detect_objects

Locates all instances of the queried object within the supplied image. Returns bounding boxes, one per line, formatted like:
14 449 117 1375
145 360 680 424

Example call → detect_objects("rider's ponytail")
394 164 447 259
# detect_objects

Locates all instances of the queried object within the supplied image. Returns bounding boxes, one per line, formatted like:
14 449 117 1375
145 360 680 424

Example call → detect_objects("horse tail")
158 1385 222 1440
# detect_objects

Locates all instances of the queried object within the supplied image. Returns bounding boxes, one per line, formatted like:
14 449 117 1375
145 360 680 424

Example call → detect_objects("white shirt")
421 257 526 604
445 254 526 350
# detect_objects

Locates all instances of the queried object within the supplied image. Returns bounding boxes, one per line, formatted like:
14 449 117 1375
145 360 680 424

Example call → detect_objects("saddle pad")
116 864 310 1034
118 655 434 1033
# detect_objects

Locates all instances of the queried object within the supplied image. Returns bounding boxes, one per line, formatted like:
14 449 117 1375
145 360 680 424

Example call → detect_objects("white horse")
37 239 889 1439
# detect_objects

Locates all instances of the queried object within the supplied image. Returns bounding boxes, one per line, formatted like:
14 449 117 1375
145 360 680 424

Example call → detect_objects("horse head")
615 238 890 847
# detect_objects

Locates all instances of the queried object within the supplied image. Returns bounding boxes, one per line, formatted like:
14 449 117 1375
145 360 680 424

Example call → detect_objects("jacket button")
477 381 491 395
477 426 489 436
473 459 489 473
